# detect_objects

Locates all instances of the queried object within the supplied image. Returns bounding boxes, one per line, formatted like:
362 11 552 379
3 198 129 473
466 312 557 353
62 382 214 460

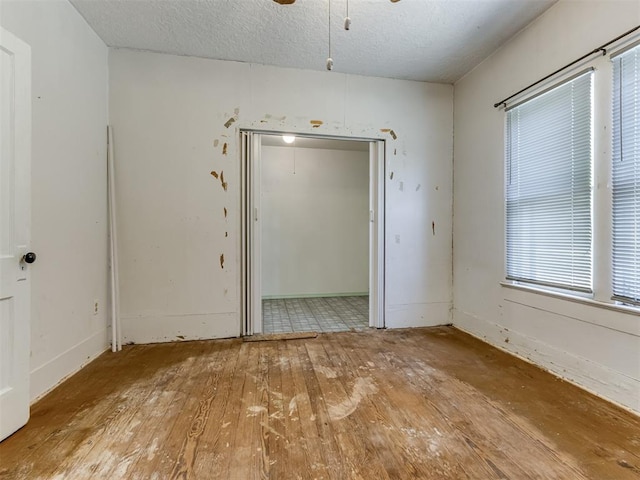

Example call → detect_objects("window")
506 71 593 293
612 43 640 305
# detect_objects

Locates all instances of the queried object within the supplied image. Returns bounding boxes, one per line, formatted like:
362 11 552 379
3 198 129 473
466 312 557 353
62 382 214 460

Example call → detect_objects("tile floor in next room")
262 295 369 334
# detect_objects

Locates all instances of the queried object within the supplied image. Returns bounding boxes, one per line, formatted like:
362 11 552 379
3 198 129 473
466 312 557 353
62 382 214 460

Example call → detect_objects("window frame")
611 41 640 307
501 46 640 316
504 69 595 294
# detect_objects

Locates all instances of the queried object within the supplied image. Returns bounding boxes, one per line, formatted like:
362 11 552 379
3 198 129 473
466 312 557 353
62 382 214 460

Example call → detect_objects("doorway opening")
241 131 385 336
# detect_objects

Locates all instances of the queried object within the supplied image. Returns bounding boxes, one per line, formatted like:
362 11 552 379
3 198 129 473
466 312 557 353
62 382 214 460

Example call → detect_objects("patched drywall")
1 1 109 401
453 0 640 413
109 48 453 343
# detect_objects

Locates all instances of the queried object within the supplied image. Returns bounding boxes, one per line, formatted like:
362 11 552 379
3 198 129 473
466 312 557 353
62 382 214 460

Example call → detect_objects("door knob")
23 252 36 264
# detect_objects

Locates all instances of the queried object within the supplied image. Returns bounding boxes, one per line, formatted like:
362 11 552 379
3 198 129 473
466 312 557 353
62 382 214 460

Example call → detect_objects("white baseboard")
262 292 368 300
385 301 452 328
453 309 640 416
30 328 109 403
122 312 240 344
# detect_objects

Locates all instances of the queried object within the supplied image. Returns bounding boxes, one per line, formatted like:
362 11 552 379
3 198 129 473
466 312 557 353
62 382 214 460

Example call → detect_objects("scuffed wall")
1 0 109 401
453 0 640 413
109 49 453 343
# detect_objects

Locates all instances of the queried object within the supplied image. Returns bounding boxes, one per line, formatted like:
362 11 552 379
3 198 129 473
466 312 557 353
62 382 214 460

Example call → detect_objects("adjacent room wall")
261 145 369 298
1 0 109 401
109 49 454 343
453 0 640 413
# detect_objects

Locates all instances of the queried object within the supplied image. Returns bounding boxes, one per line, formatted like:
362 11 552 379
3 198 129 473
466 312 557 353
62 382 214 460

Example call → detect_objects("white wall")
453 0 640 413
261 145 369 298
1 0 109 401
109 49 453 343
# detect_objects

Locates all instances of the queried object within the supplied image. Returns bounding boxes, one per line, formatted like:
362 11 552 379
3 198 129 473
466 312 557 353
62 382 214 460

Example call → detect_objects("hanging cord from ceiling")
326 0 333 70
344 0 351 31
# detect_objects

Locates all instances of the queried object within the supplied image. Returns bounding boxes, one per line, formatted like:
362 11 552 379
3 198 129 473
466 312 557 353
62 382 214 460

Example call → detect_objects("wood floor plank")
305 339 397 478
225 342 268 479
1 327 639 480
289 341 347 478
379 337 584 479
165 341 226 479
51 345 198 479
283 341 336 479
191 339 246 478
324 339 411 479
329 333 488 479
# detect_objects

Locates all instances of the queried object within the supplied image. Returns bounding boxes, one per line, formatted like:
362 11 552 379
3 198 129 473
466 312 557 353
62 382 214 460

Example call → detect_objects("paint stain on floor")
328 377 378 421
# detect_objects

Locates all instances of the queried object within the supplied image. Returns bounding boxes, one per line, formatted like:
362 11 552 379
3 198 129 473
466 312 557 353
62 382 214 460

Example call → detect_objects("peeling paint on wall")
432 222 436 235
225 232 228 238
310 120 323 128
211 170 228 191
390 171 394 180
224 117 236 128
220 254 225 269
222 143 228 155
223 207 228 218
380 128 397 139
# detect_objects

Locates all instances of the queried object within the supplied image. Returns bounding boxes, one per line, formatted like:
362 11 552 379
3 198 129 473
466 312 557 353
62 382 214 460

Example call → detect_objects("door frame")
240 130 385 335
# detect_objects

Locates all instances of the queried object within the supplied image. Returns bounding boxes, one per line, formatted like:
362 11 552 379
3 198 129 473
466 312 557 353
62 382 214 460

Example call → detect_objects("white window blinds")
612 44 640 305
506 71 593 292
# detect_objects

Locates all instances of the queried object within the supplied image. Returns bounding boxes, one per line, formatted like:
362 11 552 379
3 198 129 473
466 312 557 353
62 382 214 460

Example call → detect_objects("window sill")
500 281 640 317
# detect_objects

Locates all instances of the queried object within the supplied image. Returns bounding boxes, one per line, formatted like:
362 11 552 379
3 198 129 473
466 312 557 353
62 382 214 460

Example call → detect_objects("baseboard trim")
262 292 369 300
453 309 640 416
121 312 240 344
30 328 109 404
385 301 452 328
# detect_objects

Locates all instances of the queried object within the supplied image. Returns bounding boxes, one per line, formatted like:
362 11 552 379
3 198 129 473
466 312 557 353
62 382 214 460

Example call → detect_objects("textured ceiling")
70 0 557 83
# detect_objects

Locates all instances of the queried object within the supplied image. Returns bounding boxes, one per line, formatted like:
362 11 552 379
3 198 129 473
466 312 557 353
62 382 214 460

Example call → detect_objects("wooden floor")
1 327 639 479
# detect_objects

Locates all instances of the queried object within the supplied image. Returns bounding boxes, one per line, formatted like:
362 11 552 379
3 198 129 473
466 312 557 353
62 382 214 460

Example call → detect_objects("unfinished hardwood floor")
1 327 639 479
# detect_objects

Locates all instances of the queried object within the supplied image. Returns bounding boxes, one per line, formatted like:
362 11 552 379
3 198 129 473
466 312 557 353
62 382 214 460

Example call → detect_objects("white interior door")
241 131 263 335
369 140 385 328
0 27 32 442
